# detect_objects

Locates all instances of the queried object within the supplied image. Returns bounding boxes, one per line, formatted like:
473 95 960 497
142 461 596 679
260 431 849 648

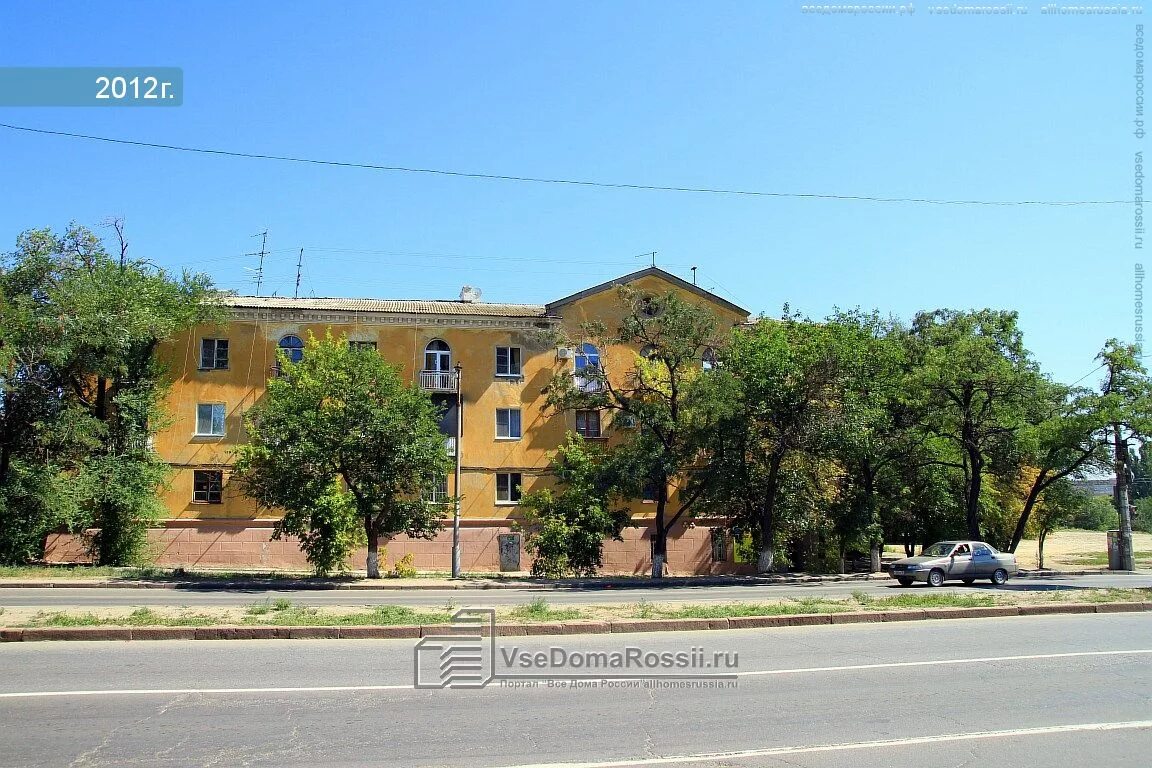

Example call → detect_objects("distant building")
1072 477 1115 497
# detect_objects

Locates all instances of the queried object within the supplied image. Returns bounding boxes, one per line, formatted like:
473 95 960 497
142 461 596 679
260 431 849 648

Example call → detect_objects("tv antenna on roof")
636 251 656 267
244 230 269 297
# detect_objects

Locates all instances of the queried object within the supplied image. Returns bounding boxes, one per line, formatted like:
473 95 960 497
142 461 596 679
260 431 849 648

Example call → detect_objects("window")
193 470 223 504
575 343 600 372
710 528 727 562
496 472 522 504
640 344 659 361
195 403 226 436
640 296 660 317
278 335 305 364
423 474 449 504
615 412 638 429
575 343 602 393
702 347 718 371
199 338 229 370
642 477 660 503
575 409 602 438
495 346 522 377
424 340 451 372
496 408 522 439
349 340 377 352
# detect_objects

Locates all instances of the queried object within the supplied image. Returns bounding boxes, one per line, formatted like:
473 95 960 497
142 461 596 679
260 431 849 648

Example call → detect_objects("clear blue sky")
0 1 1142 385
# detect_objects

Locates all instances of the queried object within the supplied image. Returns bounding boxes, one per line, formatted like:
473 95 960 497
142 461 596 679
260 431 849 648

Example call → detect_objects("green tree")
233 332 451 578
700 311 863 573
517 434 631 577
1006 384 1111 552
0 223 218 565
545 287 723 578
1029 479 1083 569
904 309 1046 541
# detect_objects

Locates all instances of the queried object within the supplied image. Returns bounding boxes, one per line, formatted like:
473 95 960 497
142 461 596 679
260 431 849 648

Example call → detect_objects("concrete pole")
451 364 463 578
1113 423 1136 571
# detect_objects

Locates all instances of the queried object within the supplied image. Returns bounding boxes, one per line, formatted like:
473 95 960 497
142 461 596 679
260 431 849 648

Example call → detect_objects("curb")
0 573 890 591
3 602 1148 643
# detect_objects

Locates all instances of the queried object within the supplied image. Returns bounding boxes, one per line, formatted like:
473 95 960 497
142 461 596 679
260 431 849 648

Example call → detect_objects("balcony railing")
419 370 459 392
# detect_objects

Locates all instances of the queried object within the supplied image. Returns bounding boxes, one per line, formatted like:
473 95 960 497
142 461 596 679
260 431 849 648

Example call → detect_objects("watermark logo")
412 608 496 689
412 608 740 690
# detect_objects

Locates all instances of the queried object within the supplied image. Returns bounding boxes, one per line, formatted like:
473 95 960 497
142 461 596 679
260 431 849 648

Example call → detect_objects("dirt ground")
1005 529 1152 570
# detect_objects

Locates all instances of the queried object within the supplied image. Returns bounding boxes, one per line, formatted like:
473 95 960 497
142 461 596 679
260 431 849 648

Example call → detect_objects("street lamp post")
451 363 463 578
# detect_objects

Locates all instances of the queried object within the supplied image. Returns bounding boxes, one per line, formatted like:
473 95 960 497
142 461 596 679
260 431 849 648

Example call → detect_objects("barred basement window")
193 470 223 504
710 528 727 562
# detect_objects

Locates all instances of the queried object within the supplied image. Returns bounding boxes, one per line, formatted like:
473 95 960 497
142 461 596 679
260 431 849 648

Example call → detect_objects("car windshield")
922 543 955 557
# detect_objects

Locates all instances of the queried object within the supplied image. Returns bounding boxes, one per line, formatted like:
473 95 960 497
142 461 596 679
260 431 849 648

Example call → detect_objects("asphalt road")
1 573 1150 609
0 613 1150 767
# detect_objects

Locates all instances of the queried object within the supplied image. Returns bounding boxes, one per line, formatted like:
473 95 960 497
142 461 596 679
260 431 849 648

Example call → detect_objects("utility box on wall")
498 533 522 572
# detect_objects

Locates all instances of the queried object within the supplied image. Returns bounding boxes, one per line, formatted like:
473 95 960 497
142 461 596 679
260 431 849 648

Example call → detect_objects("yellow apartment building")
49 267 750 575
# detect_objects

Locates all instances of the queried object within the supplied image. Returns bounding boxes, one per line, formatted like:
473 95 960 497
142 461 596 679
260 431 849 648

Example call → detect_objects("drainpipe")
451 363 464 578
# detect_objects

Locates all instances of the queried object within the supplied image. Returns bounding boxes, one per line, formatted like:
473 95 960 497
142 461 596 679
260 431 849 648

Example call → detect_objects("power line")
0 121 1131 207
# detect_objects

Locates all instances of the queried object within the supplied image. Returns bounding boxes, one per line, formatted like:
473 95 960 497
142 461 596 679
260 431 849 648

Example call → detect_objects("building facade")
47 268 751 574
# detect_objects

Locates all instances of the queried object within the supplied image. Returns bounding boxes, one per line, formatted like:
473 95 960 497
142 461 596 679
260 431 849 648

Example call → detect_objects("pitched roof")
221 295 550 318
545 266 749 317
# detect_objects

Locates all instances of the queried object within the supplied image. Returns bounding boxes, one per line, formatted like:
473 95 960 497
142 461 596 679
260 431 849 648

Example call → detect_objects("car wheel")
897 578 913 587
927 569 945 588
991 568 1008 585
962 578 976 585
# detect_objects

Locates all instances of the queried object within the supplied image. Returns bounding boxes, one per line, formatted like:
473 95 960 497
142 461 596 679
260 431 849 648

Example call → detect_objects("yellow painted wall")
153 273 748 527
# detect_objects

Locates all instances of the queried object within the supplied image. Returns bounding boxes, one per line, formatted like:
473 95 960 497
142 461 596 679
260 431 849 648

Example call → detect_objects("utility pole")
1104 352 1137 571
295 248 304 299
451 363 464 578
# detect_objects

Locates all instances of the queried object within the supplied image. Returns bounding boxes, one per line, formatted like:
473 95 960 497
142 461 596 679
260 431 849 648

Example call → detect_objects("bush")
519 487 629 578
389 553 417 578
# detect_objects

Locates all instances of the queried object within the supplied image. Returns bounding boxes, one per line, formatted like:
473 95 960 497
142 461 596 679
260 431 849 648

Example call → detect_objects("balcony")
419 370 459 392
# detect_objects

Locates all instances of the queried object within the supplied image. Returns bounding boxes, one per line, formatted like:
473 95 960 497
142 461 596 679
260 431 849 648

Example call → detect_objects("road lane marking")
0 648 1149 699
0 684 413 699
483 721 1152 768
733 648 1152 677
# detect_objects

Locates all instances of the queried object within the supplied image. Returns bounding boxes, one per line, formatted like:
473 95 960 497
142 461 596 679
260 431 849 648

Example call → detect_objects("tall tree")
0 224 217 564
904 309 1045 541
700 311 861 573
546 287 723 578
1005 383 1111 552
1096 340 1152 570
234 332 451 578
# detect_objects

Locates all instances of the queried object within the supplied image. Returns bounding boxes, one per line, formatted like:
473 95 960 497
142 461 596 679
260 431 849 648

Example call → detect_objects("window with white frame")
423 474 450 504
496 408 522 439
424 339 451 371
199 338 229 370
193 470 223 504
495 346 522 377
575 409 602 438
496 472 523 504
195 403 226 436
